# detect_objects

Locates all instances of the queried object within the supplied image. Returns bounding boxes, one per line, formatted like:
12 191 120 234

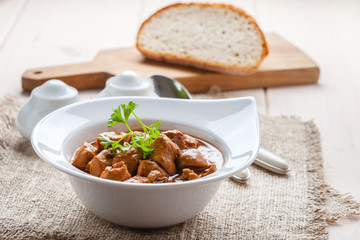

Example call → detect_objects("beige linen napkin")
0 95 359 240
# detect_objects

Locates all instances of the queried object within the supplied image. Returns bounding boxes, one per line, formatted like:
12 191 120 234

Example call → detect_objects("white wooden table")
1 0 359 238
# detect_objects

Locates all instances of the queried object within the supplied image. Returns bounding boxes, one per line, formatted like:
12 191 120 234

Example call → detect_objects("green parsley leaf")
98 101 161 159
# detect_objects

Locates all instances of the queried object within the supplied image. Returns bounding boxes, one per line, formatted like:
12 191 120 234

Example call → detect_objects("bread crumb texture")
137 3 268 72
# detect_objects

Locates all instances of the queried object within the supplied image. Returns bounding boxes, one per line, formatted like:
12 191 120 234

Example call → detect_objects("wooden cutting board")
22 33 319 93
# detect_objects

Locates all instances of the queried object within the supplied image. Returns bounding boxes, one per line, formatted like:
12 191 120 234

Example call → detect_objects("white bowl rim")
31 96 260 189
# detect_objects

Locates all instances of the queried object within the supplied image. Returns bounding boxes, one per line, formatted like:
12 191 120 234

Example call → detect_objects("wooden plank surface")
0 0 359 239
21 33 319 92
0 0 27 48
0 0 142 96
256 0 360 239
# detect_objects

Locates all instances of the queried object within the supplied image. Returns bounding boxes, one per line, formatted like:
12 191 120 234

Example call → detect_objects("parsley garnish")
98 101 161 159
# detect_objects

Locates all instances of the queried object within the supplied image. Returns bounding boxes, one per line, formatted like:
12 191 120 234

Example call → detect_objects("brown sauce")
71 130 223 183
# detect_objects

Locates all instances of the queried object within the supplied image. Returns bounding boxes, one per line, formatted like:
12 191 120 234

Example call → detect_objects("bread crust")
136 3 269 74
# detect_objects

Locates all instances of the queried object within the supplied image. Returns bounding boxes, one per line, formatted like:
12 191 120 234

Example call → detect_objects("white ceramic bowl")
31 97 259 228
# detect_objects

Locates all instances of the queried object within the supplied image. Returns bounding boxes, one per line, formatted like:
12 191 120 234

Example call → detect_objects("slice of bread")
136 3 268 74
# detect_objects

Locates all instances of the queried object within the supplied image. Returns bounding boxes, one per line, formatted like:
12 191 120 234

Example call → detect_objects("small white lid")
97 71 158 98
32 79 78 100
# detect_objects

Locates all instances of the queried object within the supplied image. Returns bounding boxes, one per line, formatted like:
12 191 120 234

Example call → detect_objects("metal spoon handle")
232 168 251 183
254 148 291 174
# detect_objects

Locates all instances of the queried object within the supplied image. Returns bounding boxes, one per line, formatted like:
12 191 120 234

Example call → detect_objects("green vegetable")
98 101 161 159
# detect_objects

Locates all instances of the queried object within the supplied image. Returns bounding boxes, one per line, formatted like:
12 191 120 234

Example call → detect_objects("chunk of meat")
100 162 131 181
95 132 130 153
125 176 150 183
137 160 168 177
179 168 199 180
147 170 161 182
90 157 107 177
201 163 217 177
85 159 92 171
147 170 168 183
149 134 180 175
163 130 201 150
177 148 210 170
72 142 96 168
113 147 142 176
89 149 113 177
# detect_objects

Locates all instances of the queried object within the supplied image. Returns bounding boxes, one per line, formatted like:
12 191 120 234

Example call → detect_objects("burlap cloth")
1 93 359 240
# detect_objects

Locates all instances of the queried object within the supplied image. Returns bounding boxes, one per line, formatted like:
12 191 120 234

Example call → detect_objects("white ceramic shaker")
16 79 79 139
